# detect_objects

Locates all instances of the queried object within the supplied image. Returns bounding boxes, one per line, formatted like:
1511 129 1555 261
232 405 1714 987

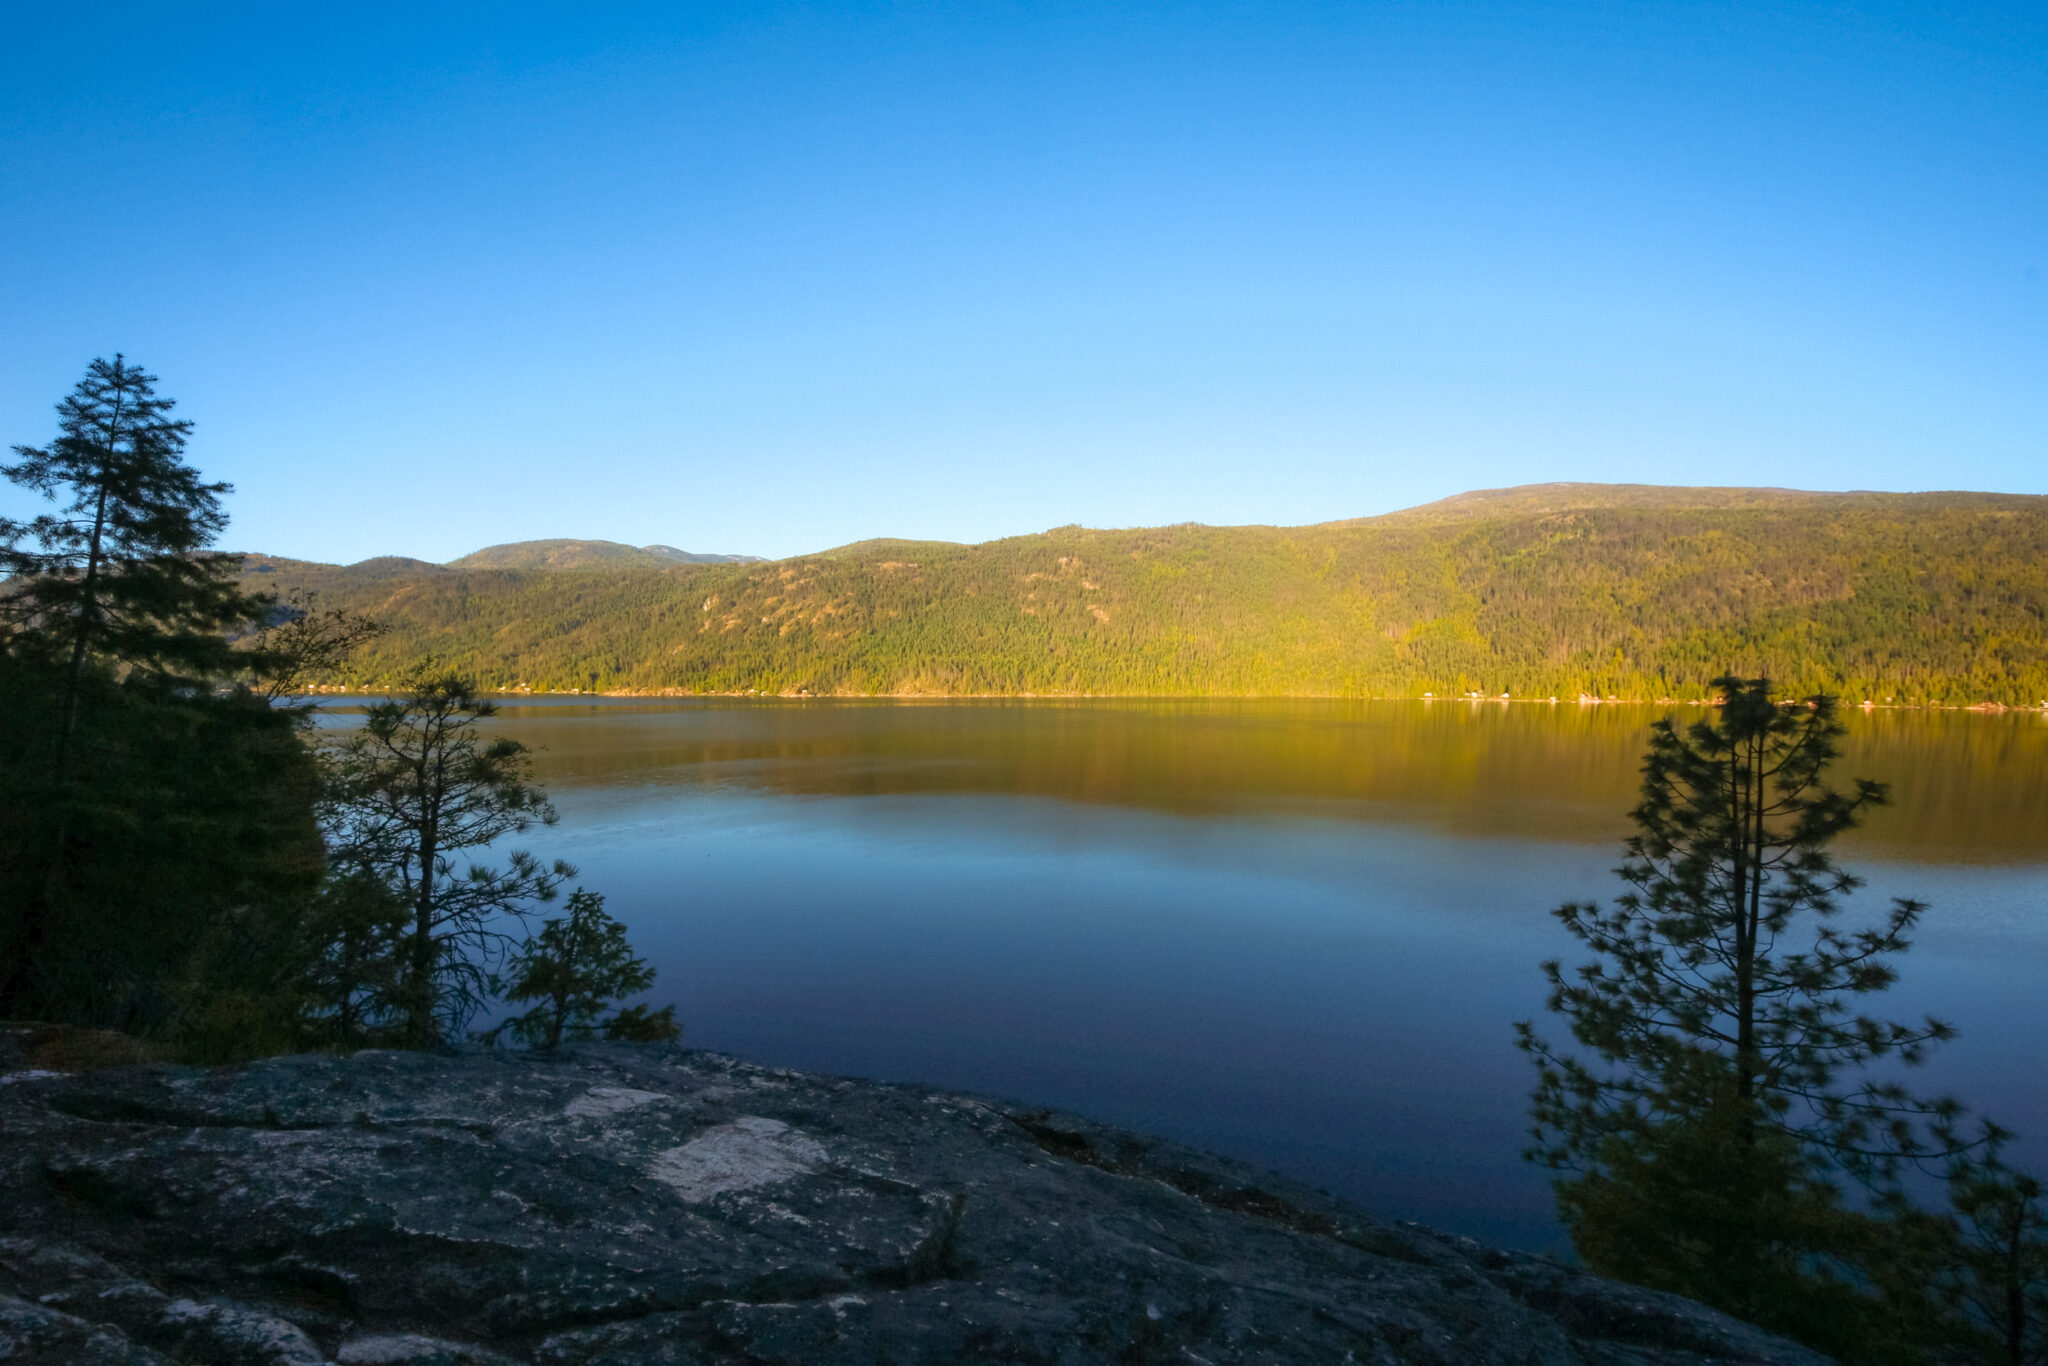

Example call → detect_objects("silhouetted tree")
289 868 412 1048
1 355 252 773
1517 676 1985 1354
487 889 677 1049
1872 1157 2048 1365
323 670 568 1043
1942 1163 2048 1365
243 588 387 701
1 358 318 1025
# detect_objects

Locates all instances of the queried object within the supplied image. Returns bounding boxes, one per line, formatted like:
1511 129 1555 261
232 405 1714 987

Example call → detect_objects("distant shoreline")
286 687 2048 713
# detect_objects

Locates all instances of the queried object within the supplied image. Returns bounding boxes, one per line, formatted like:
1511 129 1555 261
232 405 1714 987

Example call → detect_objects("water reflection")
307 698 2047 1251
460 698 2048 865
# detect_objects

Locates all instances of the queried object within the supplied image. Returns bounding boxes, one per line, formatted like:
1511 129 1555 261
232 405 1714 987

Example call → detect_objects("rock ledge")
0 1044 1827 1364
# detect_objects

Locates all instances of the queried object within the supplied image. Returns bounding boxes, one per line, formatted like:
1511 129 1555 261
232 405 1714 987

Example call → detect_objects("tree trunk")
2005 1214 2026 1366
1729 732 1765 1318
52 385 124 788
408 829 438 1041
407 732 441 1044
8 390 127 1017
1731 742 1756 1106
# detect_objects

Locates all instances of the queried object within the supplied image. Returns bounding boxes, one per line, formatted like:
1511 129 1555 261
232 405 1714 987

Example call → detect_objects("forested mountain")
245 541 762 575
241 485 2048 704
450 540 763 570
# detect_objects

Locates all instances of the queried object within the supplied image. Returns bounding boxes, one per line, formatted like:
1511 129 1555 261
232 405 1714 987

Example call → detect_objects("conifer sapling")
491 889 677 1049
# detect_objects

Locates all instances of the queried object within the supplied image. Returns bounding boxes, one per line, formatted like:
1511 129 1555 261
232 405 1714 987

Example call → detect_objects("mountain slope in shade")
449 539 764 570
240 554 446 578
240 553 339 575
239 484 2048 705
640 544 765 565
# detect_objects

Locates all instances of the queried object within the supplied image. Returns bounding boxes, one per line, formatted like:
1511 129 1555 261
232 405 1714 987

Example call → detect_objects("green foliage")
488 889 676 1049
1517 677 1984 1351
2 355 255 697
1937 1162 2048 1364
288 869 412 1050
602 1002 683 1042
0 657 326 1030
0 357 324 1028
1873 1159 2048 1365
241 588 388 701
244 487 2048 704
172 899 339 1064
1557 1093 1899 1361
0 360 672 1060
322 670 570 1044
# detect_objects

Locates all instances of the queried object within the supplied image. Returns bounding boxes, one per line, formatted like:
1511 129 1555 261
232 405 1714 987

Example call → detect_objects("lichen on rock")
646 1116 830 1202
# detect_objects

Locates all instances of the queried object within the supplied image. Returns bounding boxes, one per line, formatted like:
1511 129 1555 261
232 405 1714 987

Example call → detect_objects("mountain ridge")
238 485 2040 569
452 539 764 570
235 540 765 573
236 484 2048 705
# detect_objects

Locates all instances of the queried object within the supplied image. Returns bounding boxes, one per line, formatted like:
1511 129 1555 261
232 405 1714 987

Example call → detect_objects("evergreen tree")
1516 676 1984 1353
1874 1158 2048 1365
1940 1163 2048 1365
323 670 569 1044
243 588 387 701
1 355 252 771
297 869 412 1047
488 889 677 1049
1 357 319 1025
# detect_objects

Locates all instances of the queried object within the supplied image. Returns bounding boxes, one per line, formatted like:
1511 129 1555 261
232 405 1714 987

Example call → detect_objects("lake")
315 697 2048 1253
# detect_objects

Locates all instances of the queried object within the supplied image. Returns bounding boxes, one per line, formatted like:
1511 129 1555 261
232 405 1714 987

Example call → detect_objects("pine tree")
1515 676 1984 1352
489 889 676 1049
322 670 569 1043
1 357 319 1025
295 869 412 1048
1940 1164 2048 1365
2 356 253 774
1875 1158 2048 1364
243 588 387 701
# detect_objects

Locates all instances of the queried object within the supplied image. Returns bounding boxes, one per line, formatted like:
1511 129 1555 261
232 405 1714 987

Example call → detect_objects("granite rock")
0 1045 1831 1365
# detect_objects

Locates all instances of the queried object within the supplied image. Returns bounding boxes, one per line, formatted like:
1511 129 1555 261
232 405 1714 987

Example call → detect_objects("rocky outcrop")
0 1044 1828 1365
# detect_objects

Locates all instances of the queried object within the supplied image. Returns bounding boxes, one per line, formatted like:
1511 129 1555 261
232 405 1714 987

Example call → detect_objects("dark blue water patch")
530 785 1603 1250
522 778 2047 1253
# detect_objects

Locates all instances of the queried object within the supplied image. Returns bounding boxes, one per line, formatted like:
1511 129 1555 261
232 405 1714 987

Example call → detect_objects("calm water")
318 698 2048 1252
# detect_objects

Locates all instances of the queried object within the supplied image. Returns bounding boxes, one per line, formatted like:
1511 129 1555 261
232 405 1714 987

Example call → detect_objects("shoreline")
286 687 2048 713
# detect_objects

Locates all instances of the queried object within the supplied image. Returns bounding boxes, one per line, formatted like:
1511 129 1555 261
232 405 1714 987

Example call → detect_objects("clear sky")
3 3 2042 564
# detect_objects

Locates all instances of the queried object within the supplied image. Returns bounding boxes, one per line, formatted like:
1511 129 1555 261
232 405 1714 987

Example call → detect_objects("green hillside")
450 540 763 570
241 485 2048 704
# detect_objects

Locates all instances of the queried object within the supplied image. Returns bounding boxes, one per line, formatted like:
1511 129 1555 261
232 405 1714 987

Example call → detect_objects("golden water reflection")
459 699 2048 867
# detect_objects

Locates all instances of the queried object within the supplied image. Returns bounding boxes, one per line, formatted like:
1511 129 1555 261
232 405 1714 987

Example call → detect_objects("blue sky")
2 3 2042 563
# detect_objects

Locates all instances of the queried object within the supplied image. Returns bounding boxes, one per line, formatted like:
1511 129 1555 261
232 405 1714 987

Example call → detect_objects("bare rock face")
0 1045 1829 1365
